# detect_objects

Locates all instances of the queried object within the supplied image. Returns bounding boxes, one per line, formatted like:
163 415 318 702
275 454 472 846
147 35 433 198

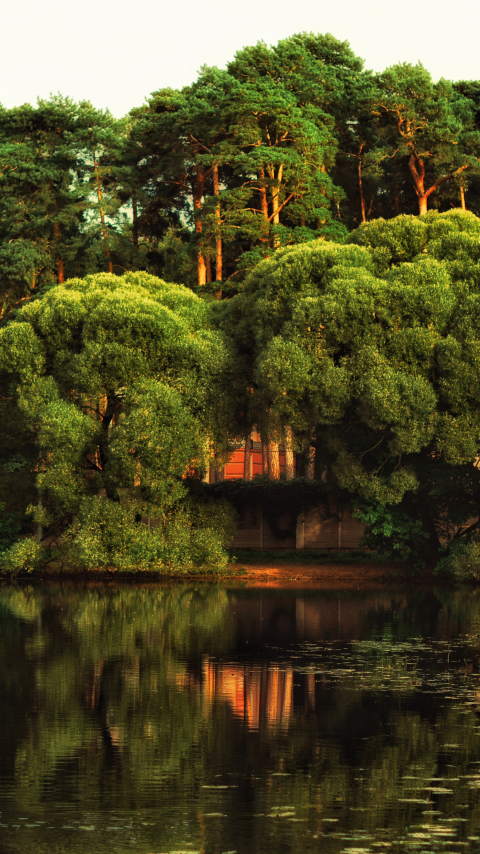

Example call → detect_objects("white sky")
2 0 479 117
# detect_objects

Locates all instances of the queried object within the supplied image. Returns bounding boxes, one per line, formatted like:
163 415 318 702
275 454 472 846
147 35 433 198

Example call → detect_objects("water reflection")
203 661 294 730
1 583 480 854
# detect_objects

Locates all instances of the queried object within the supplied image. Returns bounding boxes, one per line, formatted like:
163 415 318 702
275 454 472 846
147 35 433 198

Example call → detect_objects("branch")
267 193 295 222
452 516 480 541
425 163 470 198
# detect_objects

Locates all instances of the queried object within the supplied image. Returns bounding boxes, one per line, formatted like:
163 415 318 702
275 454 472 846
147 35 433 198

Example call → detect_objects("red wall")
224 448 296 480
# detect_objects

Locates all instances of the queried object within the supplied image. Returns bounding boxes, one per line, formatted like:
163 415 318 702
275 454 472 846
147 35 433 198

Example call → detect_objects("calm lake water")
2 582 480 854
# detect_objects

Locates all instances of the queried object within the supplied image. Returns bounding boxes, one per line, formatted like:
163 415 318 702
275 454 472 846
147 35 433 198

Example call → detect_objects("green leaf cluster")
221 210 480 565
0 271 238 572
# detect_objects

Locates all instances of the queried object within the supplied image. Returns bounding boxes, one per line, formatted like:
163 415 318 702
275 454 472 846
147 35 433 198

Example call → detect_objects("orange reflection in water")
202 660 293 730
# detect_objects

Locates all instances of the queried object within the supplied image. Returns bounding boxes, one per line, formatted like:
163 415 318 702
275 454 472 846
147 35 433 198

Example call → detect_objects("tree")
0 97 130 321
223 209 480 563
0 272 237 571
0 97 86 317
374 64 480 215
73 102 128 275
126 48 347 291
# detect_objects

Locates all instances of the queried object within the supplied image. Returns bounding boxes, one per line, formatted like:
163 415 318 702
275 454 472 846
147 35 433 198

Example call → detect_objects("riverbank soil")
228 562 414 588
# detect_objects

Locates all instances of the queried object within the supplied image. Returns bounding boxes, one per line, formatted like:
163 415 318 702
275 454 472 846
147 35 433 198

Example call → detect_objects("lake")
1 581 480 854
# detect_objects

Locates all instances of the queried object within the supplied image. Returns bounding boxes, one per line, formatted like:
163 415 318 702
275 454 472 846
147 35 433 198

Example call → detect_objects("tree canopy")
0 271 237 571
3 33 480 308
220 210 480 565
4 32 480 571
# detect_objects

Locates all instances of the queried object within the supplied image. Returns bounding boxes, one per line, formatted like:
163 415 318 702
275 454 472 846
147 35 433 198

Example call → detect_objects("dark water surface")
2 583 480 854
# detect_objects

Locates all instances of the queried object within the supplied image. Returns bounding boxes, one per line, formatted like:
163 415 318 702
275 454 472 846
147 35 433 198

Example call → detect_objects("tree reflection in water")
1 584 480 854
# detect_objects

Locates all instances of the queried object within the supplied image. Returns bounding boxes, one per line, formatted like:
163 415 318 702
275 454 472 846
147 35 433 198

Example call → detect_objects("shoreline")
0 561 439 588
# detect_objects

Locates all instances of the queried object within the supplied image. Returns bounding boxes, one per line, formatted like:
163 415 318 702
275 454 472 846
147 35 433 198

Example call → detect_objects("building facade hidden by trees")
205 432 365 552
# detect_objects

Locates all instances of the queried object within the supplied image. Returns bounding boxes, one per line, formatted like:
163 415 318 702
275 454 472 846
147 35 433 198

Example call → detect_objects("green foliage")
220 210 480 566
353 501 428 566
0 98 129 319
436 540 480 582
0 271 239 573
2 39 480 301
0 538 43 574
60 495 236 573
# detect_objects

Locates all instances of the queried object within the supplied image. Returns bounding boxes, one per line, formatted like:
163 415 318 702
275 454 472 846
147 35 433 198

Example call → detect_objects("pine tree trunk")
258 165 268 219
93 151 113 274
270 164 283 249
358 155 366 223
53 222 64 283
305 444 315 480
418 195 428 215
261 434 269 475
284 426 294 481
194 166 206 287
460 184 466 210
408 153 428 216
213 164 222 281
267 438 280 480
271 171 281 223
206 256 212 283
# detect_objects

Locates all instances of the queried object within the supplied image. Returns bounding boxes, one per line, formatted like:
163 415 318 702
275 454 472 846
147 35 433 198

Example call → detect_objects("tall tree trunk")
206 256 212 283
194 166 206 287
53 221 64 283
305 444 315 480
408 153 428 215
261 433 269 475
270 164 283 249
418 195 428 215
267 438 280 480
409 152 470 216
213 164 222 281
460 184 466 210
93 151 113 274
284 426 294 481
358 144 366 224
243 432 252 481
258 165 269 219
271 164 283 224
132 192 139 247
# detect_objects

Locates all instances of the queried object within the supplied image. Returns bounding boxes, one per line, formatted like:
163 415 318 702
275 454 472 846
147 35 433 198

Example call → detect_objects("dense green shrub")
0 538 43 575
61 496 236 573
435 541 480 582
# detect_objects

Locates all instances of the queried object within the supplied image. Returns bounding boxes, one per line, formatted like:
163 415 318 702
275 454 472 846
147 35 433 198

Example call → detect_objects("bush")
60 495 237 573
435 540 480 582
0 538 43 575
353 501 428 568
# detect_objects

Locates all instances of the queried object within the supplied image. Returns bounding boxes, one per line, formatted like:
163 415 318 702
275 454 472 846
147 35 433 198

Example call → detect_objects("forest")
2 32 480 576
